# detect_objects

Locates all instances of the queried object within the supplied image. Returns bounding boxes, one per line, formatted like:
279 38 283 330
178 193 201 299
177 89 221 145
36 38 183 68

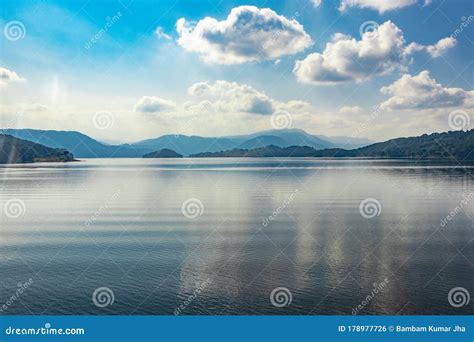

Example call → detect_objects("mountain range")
1 130 472 164
190 130 474 161
2 129 373 158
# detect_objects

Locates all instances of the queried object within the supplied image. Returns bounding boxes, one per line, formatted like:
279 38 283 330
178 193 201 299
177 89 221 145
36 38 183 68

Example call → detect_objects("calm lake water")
0 158 472 315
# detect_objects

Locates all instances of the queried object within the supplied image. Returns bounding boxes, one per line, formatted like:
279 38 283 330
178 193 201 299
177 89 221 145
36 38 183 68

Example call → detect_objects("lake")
0 158 472 315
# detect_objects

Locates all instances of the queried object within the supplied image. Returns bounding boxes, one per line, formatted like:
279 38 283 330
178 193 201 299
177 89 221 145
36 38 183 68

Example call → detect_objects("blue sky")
1 0 473 142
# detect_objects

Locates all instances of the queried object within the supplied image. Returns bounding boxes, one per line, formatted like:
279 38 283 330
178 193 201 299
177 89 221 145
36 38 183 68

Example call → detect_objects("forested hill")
190 130 474 161
0 134 76 164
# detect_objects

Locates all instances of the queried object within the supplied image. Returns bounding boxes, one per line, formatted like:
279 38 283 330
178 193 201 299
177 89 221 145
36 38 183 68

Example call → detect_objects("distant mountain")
132 129 370 156
228 129 338 150
0 134 75 163
237 135 290 149
315 135 374 149
190 130 474 161
3 129 149 158
2 128 374 158
190 145 317 158
132 134 238 156
143 149 183 158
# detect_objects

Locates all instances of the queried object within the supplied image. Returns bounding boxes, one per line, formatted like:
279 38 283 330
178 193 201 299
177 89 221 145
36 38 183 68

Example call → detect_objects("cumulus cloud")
176 6 312 64
134 81 311 122
134 96 176 114
380 71 474 110
311 0 322 7
155 27 172 40
0 67 25 86
339 0 417 13
279 100 313 113
405 37 456 57
293 21 453 85
188 80 275 115
339 106 363 114
294 21 407 84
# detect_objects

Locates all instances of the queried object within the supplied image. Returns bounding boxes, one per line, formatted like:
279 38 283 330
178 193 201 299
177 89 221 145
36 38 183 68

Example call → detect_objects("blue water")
0 158 472 314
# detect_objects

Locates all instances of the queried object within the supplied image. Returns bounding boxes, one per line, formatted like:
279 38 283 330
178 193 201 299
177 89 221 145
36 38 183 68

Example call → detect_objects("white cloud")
0 67 25 86
294 21 407 84
339 106 363 114
134 96 176 114
185 80 313 115
405 37 456 57
339 0 417 13
133 81 312 124
293 21 453 85
176 6 313 64
380 71 474 110
279 100 313 113
188 80 275 115
155 27 172 40
311 0 322 7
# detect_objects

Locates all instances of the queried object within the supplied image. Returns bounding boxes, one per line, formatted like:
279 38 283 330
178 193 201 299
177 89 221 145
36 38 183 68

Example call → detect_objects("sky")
0 0 473 143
